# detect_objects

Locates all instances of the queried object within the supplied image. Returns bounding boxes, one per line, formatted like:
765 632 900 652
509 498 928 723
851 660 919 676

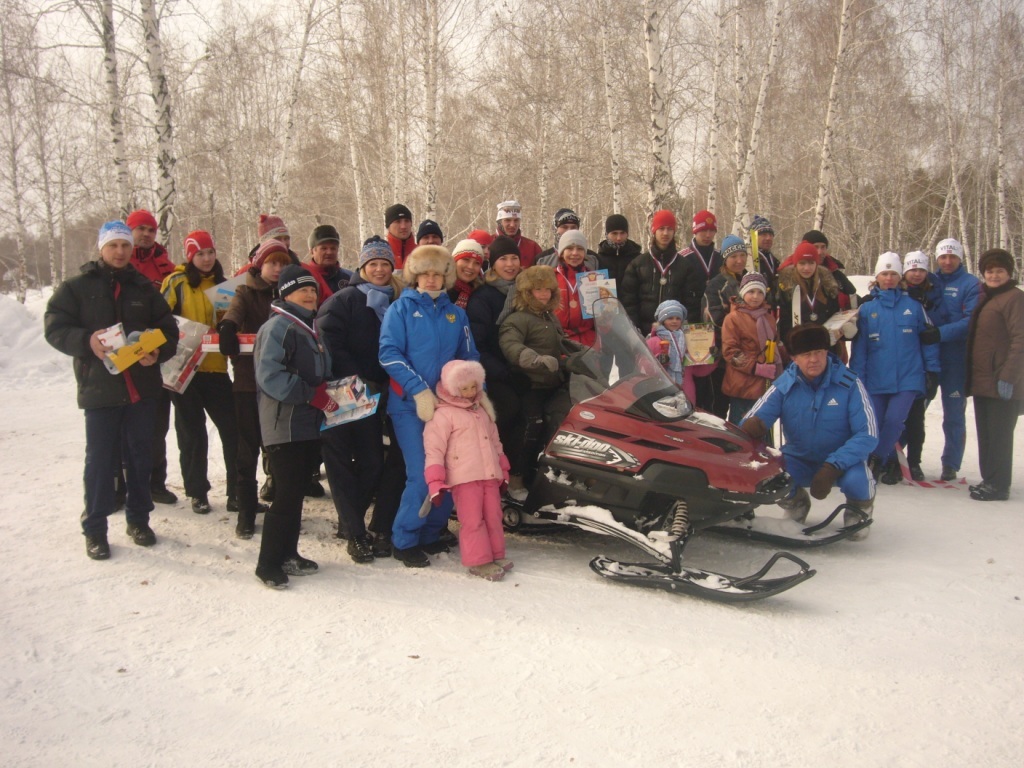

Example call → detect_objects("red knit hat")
252 239 290 269
651 210 677 233
126 209 158 231
468 229 494 248
692 210 717 234
257 213 288 243
791 241 821 265
183 230 215 262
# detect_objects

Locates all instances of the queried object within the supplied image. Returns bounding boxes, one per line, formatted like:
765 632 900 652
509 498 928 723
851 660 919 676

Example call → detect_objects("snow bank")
0 290 69 388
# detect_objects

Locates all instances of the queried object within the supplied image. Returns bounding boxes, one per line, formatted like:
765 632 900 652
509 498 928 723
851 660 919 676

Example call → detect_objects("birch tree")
812 0 853 229
139 0 176 245
706 0 730 212
644 0 675 214
0 0 30 301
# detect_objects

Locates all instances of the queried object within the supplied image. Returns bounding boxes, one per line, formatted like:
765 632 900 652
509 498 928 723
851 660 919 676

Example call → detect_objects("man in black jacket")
45 221 178 560
596 214 642 287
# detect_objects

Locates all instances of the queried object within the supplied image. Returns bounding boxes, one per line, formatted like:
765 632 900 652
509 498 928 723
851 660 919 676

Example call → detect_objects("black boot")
393 545 430 568
85 533 111 560
880 459 902 485
347 535 375 563
371 532 392 558
126 522 156 547
867 455 883 481
235 510 256 540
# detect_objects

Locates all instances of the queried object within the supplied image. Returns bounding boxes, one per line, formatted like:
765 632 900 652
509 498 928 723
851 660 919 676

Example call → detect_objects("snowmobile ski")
705 503 872 548
590 551 814 602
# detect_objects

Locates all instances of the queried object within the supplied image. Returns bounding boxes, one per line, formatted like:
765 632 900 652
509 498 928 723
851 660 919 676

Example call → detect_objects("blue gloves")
998 380 1013 401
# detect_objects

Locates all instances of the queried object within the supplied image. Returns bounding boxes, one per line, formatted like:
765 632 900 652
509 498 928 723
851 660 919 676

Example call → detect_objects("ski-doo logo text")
549 432 639 469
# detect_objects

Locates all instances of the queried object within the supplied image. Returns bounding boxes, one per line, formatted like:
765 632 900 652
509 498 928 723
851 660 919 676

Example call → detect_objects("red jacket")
494 229 542 268
299 260 335 306
387 233 416 270
131 243 175 289
554 265 596 346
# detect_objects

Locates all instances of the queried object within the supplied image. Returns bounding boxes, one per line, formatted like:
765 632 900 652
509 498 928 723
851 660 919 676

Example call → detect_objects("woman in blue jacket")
851 253 941 482
253 265 335 588
379 245 480 567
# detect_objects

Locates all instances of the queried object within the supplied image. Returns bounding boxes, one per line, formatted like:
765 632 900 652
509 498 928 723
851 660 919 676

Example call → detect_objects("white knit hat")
935 238 964 260
496 200 522 222
874 251 903 276
451 239 485 265
903 250 930 272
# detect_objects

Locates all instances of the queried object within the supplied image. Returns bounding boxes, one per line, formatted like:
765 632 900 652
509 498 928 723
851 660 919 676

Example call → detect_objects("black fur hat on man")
788 323 830 355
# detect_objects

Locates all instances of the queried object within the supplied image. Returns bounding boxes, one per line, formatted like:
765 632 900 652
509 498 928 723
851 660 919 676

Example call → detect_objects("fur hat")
126 209 157 231
739 272 769 298
451 239 485 265
468 229 494 248
97 221 133 250
416 219 444 243
438 359 486 402
252 239 290 270
385 204 412 228
278 265 319 300
605 214 629 234
558 230 587 255
903 250 930 272
651 209 676 233
403 244 454 288
184 230 215 262
692 210 717 234
721 234 746 260
358 236 394 269
791 241 821 265
874 251 903 276
978 248 1015 276
750 215 774 235
802 229 828 247
935 238 964 260
496 200 522 221
788 323 830 355
308 224 340 251
655 300 685 323
514 265 560 313
489 235 520 261
257 214 288 243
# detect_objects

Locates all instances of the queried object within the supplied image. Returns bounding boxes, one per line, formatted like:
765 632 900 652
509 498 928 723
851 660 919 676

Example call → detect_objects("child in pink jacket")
424 360 512 581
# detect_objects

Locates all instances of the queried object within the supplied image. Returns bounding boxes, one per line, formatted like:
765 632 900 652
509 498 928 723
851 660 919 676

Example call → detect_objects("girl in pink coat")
424 360 512 581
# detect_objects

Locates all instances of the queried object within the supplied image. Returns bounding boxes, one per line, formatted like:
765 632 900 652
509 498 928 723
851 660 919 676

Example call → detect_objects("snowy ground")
2 290 1022 767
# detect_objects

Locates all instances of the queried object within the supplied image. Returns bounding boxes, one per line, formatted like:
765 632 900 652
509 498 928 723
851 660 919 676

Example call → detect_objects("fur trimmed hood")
513 265 560 314
777 264 839 299
436 359 486 407
404 244 455 289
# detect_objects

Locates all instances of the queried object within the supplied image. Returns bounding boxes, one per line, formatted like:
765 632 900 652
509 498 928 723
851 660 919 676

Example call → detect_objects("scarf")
357 282 394 323
655 325 687 385
736 303 776 352
451 279 475 309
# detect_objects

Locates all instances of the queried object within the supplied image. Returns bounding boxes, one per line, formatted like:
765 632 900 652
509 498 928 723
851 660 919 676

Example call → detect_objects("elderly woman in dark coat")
965 248 1024 502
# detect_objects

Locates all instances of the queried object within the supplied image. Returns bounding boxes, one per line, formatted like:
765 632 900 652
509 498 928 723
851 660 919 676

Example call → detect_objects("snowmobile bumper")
706 503 873 548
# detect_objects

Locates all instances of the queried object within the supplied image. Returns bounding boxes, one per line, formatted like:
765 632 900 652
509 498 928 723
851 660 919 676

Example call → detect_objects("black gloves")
919 326 941 345
925 372 939 401
218 320 240 357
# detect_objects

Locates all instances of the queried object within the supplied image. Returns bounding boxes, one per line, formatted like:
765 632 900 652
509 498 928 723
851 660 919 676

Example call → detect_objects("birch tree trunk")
335 2 367 241
995 22 1008 248
706 0 729 212
0 19 28 301
940 19 970 263
813 0 852 230
732 0 782 236
644 0 674 215
422 0 440 220
140 0 176 246
270 0 319 215
601 18 622 213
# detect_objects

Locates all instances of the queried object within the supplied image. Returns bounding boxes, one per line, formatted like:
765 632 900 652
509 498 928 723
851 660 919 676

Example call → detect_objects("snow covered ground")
2 290 1022 767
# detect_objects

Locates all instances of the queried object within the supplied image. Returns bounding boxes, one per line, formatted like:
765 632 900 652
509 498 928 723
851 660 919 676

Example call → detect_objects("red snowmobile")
501 299 870 602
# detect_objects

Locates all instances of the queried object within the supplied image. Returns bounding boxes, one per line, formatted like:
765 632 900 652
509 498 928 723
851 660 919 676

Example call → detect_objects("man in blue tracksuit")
741 324 878 539
921 238 980 481
379 245 479 566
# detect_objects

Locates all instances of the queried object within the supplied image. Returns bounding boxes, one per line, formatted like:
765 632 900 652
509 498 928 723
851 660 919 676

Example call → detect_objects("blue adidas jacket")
850 287 940 396
744 355 878 471
930 264 980 344
379 288 478 413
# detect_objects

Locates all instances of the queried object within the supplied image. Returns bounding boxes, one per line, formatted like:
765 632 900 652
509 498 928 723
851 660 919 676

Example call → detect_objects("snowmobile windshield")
566 298 694 421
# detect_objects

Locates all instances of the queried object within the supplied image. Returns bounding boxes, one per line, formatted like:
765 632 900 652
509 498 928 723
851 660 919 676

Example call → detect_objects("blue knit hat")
359 235 395 269
721 234 747 259
655 300 685 323
97 221 133 250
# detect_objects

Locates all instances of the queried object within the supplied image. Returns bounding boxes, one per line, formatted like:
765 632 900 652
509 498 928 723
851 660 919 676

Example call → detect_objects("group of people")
44 199 1023 587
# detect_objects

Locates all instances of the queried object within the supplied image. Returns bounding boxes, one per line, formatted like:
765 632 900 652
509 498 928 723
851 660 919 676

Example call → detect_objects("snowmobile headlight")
652 392 694 419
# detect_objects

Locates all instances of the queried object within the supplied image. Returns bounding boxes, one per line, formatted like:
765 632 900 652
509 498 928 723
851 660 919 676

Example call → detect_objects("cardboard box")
104 328 168 373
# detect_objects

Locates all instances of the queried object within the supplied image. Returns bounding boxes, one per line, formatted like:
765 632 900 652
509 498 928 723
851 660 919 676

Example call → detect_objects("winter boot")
371 532 392 558
305 479 326 498
281 555 319 576
259 476 275 502
494 558 515 572
844 498 873 541
970 483 1009 502
235 510 256 540
422 538 451 555
867 455 883 481
126 522 157 547
506 475 528 502
191 495 212 515
468 562 505 581
909 464 925 481
255 564 288 589
226 496 239 513
880 459 902 485
85 533 111 561
941 465 958 482
347 535 375 564
393 545 430 568
150 486 178 505
438 526 458 548
777 487 811 524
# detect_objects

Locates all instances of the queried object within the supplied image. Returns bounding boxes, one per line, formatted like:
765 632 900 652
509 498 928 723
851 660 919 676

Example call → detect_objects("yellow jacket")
161 265 226 374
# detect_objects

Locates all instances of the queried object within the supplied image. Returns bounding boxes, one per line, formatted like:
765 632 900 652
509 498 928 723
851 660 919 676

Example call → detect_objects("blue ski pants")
389 407 454 550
